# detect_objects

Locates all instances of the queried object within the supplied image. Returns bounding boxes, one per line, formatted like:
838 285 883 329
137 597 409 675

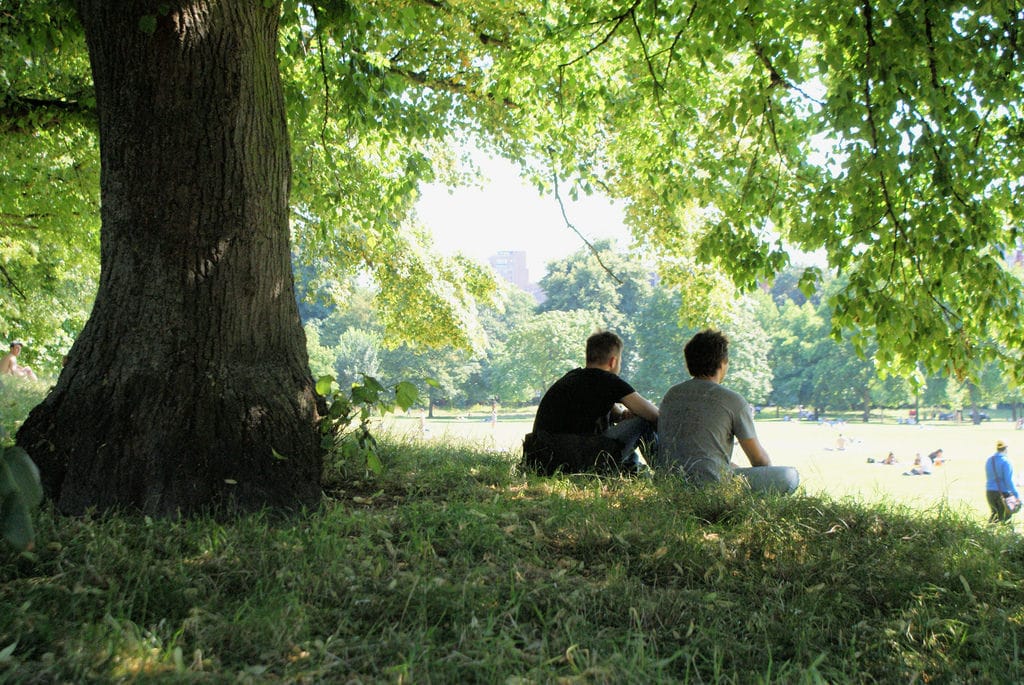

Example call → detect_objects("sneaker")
622 449 654 479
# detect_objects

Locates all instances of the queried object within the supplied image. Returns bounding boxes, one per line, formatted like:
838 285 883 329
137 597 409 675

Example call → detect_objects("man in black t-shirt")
529 331 659 470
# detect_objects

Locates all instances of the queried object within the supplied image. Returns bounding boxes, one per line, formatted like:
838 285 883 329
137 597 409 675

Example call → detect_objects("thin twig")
310 6 331 151
551 173 623 285
0 263 26 299
629 8 664 94
558 2 641 69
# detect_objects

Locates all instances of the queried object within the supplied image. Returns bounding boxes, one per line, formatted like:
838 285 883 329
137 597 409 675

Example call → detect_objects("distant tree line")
300 242 1023 422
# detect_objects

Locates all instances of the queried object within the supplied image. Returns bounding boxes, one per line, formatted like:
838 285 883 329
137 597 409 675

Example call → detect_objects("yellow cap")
996 440 1007 450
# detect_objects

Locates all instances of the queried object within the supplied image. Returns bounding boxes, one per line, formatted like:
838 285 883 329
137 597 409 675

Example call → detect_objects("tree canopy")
3 1 1024 383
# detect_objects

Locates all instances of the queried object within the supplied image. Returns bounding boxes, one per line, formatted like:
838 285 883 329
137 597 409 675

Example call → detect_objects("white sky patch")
415 154 631 282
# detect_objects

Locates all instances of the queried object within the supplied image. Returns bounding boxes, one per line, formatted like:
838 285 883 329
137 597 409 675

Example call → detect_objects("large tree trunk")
17 1 322 515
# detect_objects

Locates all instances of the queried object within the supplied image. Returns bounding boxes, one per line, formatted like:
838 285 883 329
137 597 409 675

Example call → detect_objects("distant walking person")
658 329 799 494
985 440 1020 523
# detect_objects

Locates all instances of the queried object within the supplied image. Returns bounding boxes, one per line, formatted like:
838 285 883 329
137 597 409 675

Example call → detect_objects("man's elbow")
741 439 771 467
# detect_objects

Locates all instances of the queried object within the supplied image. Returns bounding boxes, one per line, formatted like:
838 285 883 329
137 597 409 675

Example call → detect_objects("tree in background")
537 241 654 378
631 288 774 404
378 343 479 416
810 334 877 421
630 290 695 400
490 310 605 404
464 280 537 405
722 297 774 406
0 5 98 377
330 328 383 391
768 301 829 411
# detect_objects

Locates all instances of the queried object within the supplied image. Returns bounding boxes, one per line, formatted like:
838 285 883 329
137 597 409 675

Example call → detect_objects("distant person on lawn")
985 440 1020 524
903 452 934 476
0 340 38 381
526 330 659 473
657 329 799 494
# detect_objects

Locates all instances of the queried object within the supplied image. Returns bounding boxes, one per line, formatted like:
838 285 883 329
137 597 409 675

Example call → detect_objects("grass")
2 395 1024 682
392 410 1024 522
0 379 48 443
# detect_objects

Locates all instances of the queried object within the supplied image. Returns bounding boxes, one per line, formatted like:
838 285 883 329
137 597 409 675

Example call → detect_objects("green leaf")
327 398 350 420
2 447 42 509
315 375 336 396
138 15 157 35
360 375 386 394
0 641 17 663
395 381 419 411
270 448 288 461
365 450 384 475
351 384 380 405
1 492 35 551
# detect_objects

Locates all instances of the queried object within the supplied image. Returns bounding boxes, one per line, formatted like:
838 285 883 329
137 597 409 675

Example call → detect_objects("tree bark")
17 1 322 515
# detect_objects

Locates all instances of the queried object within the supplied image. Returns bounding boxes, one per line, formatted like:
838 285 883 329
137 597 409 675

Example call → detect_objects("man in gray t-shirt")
658 329 798 494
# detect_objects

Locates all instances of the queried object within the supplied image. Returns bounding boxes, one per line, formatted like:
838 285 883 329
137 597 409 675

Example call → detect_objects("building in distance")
488 250 545 303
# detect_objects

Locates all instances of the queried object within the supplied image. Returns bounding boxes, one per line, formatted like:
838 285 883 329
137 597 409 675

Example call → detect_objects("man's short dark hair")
586 330 623 365
684 329 729 378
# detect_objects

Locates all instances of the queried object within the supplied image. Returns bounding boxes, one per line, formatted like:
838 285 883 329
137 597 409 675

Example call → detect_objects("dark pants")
602 417 658 462
987 490 1013 523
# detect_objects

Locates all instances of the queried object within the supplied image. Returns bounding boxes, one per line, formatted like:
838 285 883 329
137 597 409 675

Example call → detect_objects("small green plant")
1 444 43 551
317 374 419 475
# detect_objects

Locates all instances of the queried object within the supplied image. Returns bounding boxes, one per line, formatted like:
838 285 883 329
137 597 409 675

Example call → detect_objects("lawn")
3 397 1023 682
389 411 1021 524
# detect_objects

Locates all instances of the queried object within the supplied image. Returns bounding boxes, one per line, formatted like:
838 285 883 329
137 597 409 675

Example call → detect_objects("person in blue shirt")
985 440 1019 523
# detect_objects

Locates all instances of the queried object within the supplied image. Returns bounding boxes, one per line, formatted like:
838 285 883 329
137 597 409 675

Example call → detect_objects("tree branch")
859 0 902 242
551 172 623 285
0 96 93 132
558 2 641 69
661 3 699 89
0 263 26 300
311 6 332 151
751 43 825 106
629 8 664 94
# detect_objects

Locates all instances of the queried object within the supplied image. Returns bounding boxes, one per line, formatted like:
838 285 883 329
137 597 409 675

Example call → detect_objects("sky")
415 155 632 284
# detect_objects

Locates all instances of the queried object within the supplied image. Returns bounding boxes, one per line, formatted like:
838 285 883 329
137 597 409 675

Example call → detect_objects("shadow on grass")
2 435 1022 683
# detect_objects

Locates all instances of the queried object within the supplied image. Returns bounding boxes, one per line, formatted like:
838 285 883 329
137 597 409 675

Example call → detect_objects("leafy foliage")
491 308 606 402
0 3 98 371
316 374 419 476
4 0 1024 392
0 445 41 551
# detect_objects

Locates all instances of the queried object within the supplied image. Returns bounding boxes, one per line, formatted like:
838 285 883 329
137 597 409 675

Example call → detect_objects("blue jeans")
734 466 800 495
603 417 658 462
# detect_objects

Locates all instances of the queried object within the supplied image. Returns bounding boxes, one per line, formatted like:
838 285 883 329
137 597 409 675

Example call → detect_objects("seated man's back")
533 367 634 436
524 330 658 475
659 377 752 482
657 329 798 495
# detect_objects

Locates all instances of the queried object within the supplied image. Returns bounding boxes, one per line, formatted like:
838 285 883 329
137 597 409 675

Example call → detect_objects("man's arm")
0 354 13 375
738 437 772 467
1000 460 1019 497
619 392 659 424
